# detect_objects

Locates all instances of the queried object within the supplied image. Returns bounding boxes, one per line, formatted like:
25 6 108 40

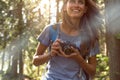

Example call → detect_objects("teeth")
73 10 79 12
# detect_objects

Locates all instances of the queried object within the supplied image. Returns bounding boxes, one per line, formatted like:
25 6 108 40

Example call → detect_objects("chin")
70 14 83 18
71 16 82 19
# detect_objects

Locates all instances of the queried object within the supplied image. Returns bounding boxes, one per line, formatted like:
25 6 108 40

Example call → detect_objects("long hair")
61 0 102 56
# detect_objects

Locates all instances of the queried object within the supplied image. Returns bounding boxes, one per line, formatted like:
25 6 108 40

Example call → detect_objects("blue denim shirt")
38 23 99 80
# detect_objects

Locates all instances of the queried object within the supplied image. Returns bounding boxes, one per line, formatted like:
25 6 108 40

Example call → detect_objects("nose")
73 1 80 7
74 1 79 5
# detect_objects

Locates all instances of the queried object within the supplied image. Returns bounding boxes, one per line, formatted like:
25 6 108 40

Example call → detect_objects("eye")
69 0 75 3
68 0 85 4
78 0 85 4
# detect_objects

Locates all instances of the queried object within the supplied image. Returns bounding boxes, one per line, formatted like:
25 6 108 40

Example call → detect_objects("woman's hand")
50 39 61 57
58 44 81 59
51 39 82 60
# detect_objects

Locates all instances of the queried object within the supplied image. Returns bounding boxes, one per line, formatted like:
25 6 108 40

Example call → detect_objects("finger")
71 47 80 53
56 52 63 56
51 46 60 50
56 47 65 56
69 53 78 57
51 50 59 56
52 42 59 46
55 39 64 45
55 39 61 42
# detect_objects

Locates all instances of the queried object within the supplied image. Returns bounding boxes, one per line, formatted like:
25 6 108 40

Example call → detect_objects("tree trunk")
11 55 18 77
9 0 24 78
49 0 51 24
1 30 7 72
17 0 24 77
56 0 59 22
105 0 120 80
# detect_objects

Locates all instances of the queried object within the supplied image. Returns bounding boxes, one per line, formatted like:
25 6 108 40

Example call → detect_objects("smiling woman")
65 0 86 20
33 0 102 80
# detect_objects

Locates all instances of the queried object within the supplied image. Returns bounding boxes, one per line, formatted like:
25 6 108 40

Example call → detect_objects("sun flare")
33 0 63 23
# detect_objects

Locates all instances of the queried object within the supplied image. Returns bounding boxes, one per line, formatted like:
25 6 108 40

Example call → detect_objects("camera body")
59 41 79 55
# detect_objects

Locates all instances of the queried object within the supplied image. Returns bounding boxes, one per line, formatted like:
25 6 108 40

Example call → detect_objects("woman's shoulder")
43 23 60 30
43 23 54 30
44 22 61 32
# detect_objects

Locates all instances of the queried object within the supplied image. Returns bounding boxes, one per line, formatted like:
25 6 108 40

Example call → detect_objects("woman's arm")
33 39 61 66
58 39 99 77
74 55 97 77
58 46 97 77
32 43 51 66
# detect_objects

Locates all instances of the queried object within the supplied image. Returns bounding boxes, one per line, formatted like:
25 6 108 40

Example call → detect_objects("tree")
0 0 40 79
56 0 60 22
0 0 8 72
105 0 120 80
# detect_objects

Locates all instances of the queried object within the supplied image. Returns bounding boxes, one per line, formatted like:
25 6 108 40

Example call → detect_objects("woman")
33 0 101 80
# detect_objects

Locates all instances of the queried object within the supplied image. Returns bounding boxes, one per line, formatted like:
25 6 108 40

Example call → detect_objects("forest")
0 0 120 80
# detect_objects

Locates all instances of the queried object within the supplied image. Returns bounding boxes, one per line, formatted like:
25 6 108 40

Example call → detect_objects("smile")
73 10 80 12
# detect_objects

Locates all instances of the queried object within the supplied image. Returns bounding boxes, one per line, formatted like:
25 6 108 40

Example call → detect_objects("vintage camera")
59 41 80 55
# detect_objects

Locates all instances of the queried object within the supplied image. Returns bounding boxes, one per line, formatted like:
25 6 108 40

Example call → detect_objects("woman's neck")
63 17 81 29
61 23 81 36
69 17 81 29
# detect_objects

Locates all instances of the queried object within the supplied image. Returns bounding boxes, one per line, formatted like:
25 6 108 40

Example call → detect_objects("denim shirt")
38 23 99 80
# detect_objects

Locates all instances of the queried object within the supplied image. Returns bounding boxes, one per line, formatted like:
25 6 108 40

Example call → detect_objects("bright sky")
33 0 63 23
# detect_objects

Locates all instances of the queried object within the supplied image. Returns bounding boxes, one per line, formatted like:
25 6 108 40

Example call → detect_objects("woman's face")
65 0 86 19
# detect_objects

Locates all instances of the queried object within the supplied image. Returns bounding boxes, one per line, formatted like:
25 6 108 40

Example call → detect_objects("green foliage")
95 54 109 80
115 33 120 39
